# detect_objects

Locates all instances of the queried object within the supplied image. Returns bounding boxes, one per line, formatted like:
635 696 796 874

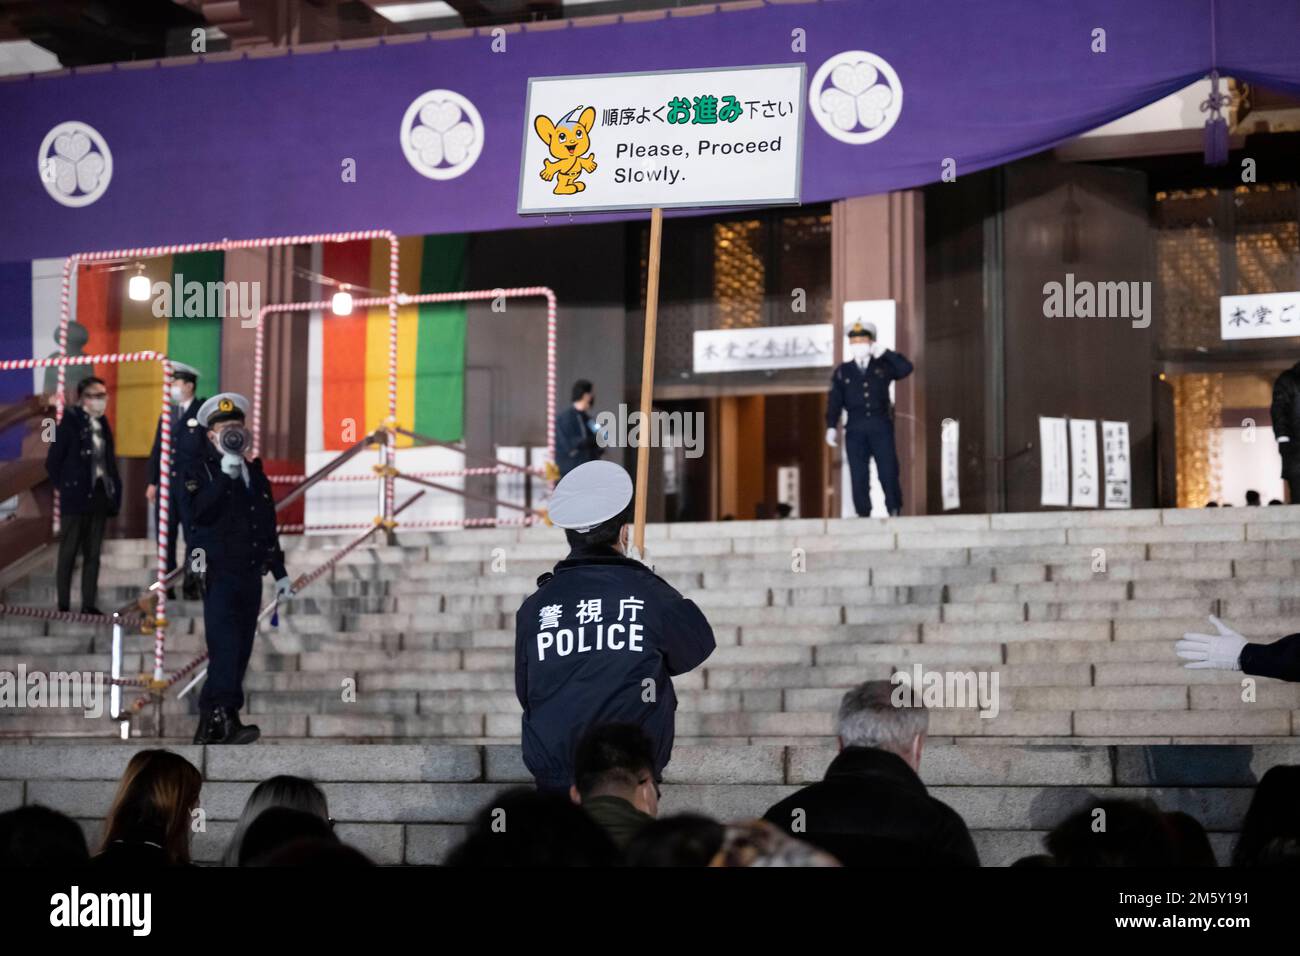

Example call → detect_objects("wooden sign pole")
632 207 664 557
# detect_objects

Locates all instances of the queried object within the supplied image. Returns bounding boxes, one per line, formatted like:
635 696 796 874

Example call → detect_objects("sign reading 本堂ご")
693 323 834 373
518 64 805 215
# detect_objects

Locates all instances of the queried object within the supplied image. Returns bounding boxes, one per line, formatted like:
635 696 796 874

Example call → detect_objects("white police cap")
197 392 250 428
548 460 634 531
170 361 200 381
847 321 877 340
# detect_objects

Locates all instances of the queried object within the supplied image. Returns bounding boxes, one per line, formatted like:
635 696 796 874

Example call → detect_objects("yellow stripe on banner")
363 237 421 448
115 255 172 457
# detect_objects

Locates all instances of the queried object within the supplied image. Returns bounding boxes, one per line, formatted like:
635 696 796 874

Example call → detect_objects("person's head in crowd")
1232 765 1300 867
1269 499 1283 506
1245 489 1261 506
99 749 203 865
570 723 659 849
1045 799 1176 867
1163 811 1216 867
446 788 618 867
1010 854 1055 867
238 807 336 866
0 805 89 866
571 379 594 411
837 679 928 771
624 814 725 867
1205 501 1219 508
708 820 840 867
77 376 108 419
248 837 373 867
776 503 793 519
224 775 331 867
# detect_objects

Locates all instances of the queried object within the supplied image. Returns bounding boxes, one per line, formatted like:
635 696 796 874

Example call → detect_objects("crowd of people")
1 679 1297 868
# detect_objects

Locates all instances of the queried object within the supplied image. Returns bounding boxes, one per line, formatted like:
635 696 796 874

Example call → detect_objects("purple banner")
0 0 1297 263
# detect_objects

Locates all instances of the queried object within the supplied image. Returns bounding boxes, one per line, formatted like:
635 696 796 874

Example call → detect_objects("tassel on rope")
1201 70 1230 167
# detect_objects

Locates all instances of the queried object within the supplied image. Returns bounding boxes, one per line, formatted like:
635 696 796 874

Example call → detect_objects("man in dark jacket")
763 680 979 866
146 361 207 599
45 376 121 614
1271 361 1300 502
515 461 715 792
184 392 292 745
825 321 914 517
570 722 659 851
554 379 604 477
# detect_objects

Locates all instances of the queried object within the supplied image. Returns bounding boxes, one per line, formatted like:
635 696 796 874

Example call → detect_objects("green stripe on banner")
414 234 466 441
167 251 224 388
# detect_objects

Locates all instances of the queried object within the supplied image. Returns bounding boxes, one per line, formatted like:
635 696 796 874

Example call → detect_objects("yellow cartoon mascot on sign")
534 105 598 195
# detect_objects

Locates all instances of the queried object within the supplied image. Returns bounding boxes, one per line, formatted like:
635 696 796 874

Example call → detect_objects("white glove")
1175 615 1247 670
870 341 886 359
1279 436 1290 444
825 427 838 448
274 576 293 601
220 452 243 478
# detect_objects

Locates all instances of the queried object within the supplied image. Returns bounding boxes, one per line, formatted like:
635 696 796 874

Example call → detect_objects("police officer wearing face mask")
515 461 716 793
146 362 206 600
45 376 121 614
183 392 292 745
825 321 915 517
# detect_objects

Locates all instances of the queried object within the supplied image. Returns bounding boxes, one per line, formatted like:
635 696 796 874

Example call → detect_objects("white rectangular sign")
1220 292 1300 340
941 418 960 511
518 64 805 215
1102 420 1132 509
1040 417 1070 507
1069 418 1099 508
693 323 834 373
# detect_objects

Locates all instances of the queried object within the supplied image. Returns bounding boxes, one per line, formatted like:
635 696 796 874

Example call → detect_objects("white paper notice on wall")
1220 291 1300 341
941 418 960 511
1102 420 1132 509
1069 419 1099 508
1039 417 1070 507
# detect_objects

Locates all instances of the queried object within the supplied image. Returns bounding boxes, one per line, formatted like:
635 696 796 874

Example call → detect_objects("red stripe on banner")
320 240 372 451
75 263 121 425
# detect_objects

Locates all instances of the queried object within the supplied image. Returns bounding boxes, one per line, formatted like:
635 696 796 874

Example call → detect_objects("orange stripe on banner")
115 255 171 457
75 263 119 418
320 240 372 450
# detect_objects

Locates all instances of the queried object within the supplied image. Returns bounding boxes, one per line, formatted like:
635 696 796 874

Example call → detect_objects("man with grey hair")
762 679 978 866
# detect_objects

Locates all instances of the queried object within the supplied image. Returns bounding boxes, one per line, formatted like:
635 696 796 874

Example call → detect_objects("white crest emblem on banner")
38 121 113 207
400 89 484 181
808 51 902 145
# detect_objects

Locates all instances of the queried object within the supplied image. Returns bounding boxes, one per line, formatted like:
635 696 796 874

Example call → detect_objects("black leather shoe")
193 709 212 745
206 707 260 745
80 606 103 616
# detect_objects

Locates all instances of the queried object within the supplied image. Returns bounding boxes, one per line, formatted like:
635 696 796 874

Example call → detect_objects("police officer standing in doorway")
184 392 292 745
515 460 715 793
826 321 914 517
146 362 206 599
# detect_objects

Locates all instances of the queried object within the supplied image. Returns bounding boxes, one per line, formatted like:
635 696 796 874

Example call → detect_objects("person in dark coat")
762 680 979 867
1272 360 1300 502
1177 614 1300 683
146 360 207 599
554 379 604 477
515 461 715 792
184 392 292 745
44 376 121 613
825 321 914 517
570 722 659 851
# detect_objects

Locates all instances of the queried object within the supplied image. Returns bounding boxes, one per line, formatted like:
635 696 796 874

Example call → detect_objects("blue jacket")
182 442 286 579
148 396 207 489
515 547 716 789
825 351 914 430
44 406 122 516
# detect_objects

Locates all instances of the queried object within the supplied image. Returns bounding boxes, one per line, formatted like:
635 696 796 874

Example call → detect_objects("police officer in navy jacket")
515 461 715 792
183 392 292 745
45 376 121 613
825 321 914 517
146 361 206 600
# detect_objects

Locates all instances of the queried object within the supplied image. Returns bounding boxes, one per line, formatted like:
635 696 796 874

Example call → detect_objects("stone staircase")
2 507 1298 863
3 506 1298 744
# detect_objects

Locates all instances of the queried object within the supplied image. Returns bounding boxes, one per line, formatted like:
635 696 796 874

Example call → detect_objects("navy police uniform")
514 461 715 790
147 363 206 592
826 323 914 516
183 392 289 745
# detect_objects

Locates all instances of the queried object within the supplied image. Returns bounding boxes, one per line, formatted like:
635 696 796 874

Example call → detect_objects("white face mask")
83 397 107 418
170 383 188 404
849 343 872 361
